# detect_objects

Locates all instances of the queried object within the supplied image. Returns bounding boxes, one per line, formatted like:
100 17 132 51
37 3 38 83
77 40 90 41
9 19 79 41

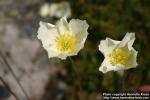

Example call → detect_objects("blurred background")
0 0 150 100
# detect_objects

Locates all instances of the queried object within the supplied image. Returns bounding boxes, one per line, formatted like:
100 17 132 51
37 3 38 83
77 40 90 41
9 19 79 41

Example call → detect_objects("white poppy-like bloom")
37 17 89 59
39 2 71 18
39 3 49 17
49 2 71 18
99 33 138 73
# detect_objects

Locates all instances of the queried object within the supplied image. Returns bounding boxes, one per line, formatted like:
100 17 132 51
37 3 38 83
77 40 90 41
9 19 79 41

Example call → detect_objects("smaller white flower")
39 3 49 17
49 2 71 18
39 2 71 18
37 17 89 59
99 33 138 73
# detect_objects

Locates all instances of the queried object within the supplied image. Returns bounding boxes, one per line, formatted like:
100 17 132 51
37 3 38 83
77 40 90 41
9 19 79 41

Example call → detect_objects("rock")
0 5 53 100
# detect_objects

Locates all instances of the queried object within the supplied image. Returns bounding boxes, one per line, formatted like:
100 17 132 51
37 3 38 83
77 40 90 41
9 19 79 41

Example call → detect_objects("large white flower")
37 17 89 59
99 33 138 73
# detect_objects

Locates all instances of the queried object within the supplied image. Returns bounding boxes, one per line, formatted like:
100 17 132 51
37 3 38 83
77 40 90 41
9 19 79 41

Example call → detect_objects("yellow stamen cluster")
110 48 129 66
55 33 76 53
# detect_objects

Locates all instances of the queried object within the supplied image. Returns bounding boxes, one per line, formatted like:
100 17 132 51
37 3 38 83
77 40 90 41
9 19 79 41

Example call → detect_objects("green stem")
69 57 81 100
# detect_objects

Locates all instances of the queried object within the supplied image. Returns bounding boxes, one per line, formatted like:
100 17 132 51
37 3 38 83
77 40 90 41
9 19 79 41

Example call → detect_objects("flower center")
55 33 76 53
110 48 129 66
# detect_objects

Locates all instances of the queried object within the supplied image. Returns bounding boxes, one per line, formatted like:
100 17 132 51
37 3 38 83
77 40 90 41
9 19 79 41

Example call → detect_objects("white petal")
99 38 119 56
118 32 135 50
99 59 126 73
126 48 138 69
99 58 115 73
72 36 87 54
39 3 49 17
46 46 59 58
48 2 71 18
114 64 125 71
37 21 58 47
56 17 69 34
49 3 59 17
46 45 70 59
67 43 83 56
37 21 59 58
69 19 89 39
69 19 89 53
57 54 68 60
69 19 89 35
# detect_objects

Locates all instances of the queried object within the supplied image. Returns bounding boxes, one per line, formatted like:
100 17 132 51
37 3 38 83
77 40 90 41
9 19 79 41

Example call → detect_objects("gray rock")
0 4 54 100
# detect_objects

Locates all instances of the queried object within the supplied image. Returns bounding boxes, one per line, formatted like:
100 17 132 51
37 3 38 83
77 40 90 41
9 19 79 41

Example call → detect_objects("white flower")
49 2 71 18
99 33 138 73
37 17 89 59
39 3 49 17
39 2 71 18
